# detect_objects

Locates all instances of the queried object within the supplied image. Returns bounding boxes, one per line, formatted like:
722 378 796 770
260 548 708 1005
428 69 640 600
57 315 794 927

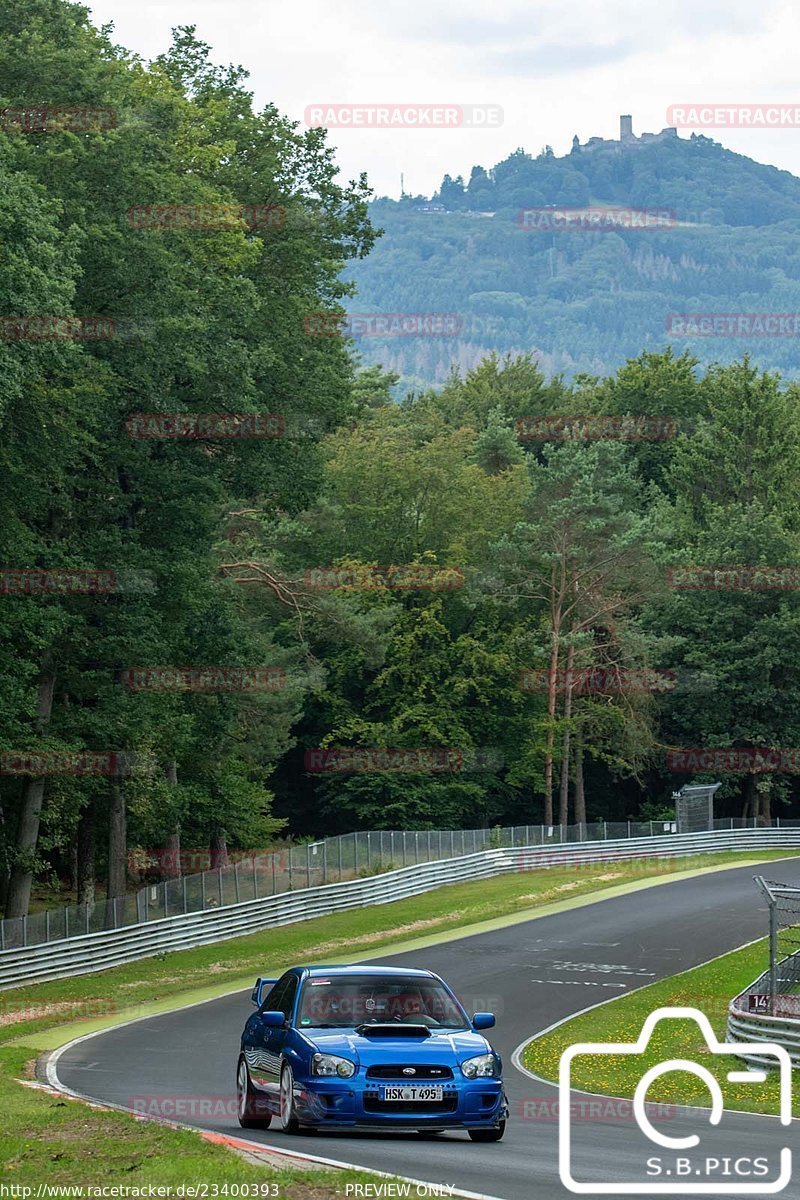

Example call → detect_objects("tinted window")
281 974 299 1020
296 974 468 1029
261 974 290 1014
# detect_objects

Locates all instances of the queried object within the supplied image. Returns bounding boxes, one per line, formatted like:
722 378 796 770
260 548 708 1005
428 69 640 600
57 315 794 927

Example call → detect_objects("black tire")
279 1062 300 1133
236 1056 272 1129
468 1120 505 1143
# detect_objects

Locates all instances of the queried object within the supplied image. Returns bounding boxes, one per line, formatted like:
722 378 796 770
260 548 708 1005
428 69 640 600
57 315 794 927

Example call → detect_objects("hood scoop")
355 1022 432 1038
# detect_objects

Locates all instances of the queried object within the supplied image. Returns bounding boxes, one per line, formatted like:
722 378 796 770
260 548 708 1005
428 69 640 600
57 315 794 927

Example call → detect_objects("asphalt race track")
53 860 800 1200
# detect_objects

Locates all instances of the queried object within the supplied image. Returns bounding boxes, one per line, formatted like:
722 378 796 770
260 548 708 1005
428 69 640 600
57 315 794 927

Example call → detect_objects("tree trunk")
0 795 9 910
558 643 576 829
574 734 586 826
69 840 78 894
741 774 756 821
543 631 560 826
760 786 772 827
210 829 228 871
4 654 56 919
76 800 96 907
107 784 127 899
163 761 182 878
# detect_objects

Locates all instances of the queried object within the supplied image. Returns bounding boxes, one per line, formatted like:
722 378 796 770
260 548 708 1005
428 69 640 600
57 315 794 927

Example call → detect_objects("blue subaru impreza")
237 964 507 1140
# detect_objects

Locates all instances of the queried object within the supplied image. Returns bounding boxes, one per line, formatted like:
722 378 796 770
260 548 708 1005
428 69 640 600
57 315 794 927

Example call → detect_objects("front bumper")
290 1075 506 1128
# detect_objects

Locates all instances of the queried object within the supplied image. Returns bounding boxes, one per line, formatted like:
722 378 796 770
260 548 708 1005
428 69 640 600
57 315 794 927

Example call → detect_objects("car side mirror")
260 1009 286 1027
472 1012 495 1030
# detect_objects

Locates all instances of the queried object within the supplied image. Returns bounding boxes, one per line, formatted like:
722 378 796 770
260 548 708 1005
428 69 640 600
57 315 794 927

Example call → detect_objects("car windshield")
296 974 470 1029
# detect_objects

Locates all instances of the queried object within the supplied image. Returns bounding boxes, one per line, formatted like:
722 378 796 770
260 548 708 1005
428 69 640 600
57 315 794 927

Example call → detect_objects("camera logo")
559 1007 792 1194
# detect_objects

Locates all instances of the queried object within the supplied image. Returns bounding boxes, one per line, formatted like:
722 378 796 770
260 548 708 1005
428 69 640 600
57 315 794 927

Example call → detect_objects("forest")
346 136 800 388
2 0 800 921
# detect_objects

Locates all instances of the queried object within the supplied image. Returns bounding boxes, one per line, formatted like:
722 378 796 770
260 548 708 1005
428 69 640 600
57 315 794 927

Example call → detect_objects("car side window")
280 974 298 1021
261 977 288 1014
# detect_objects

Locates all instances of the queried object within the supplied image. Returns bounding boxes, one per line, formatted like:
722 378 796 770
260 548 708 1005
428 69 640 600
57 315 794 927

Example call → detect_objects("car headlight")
312 1052 356 1078
460 1053 498 1078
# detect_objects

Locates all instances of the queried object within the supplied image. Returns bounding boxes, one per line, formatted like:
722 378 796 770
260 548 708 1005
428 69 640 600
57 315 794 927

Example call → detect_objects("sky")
83 0 800 199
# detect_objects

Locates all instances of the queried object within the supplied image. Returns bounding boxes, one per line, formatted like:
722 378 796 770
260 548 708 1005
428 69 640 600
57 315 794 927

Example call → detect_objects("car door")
248 976 289 1093
263 973 298 1086
258 974 298 1092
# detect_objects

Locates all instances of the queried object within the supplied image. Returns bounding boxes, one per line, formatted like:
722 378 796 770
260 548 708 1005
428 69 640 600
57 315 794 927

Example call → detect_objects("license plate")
379 1085 444 1102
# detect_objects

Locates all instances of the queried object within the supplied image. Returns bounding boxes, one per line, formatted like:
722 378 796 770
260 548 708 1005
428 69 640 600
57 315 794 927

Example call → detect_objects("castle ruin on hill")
572 114 678 154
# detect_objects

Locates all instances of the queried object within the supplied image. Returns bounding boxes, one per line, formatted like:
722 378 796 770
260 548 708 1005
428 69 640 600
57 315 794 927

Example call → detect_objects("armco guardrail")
727 989 800 1067
727 877 800 1065
2 827 800 991
3 816 791 953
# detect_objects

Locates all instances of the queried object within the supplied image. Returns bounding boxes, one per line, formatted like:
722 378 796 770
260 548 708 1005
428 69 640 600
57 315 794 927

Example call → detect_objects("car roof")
298 965 435 978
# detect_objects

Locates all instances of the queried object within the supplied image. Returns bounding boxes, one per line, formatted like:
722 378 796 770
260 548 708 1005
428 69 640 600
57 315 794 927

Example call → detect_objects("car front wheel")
236 1056 271 1129
468 1120 505 1143
279 1062 300 1133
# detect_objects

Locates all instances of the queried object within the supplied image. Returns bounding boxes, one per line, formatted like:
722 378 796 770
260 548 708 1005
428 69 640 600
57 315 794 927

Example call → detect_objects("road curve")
53 860 800 1200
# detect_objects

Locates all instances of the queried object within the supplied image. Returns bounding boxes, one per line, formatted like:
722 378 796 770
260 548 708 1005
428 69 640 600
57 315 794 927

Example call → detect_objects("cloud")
478 41 634 78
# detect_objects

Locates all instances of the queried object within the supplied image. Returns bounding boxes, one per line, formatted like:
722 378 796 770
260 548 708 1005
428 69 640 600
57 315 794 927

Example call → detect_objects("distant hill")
344 129 800 390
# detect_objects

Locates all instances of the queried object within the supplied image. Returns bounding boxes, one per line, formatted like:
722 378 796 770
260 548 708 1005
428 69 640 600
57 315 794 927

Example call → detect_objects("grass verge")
1 849 797 1190
522 938 796 1118
1 1043 361 1196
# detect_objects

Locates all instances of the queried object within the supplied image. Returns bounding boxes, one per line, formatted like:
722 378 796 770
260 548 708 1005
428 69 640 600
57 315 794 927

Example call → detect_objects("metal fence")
728 877 800 1064
3 825 800 991
2 816 791 952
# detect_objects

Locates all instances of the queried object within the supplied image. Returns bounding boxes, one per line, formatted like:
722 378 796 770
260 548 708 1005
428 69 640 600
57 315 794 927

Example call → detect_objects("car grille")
365 1064 454 1080
363 1093 458 1114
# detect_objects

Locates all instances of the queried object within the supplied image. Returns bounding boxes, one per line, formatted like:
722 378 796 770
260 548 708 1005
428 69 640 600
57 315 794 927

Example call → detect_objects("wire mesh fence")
739 877 800 1018
2 815 796 953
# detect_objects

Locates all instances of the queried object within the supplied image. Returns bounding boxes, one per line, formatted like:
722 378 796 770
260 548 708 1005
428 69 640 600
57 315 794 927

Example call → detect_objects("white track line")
44 1002 504 1200
510 936 800 1126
